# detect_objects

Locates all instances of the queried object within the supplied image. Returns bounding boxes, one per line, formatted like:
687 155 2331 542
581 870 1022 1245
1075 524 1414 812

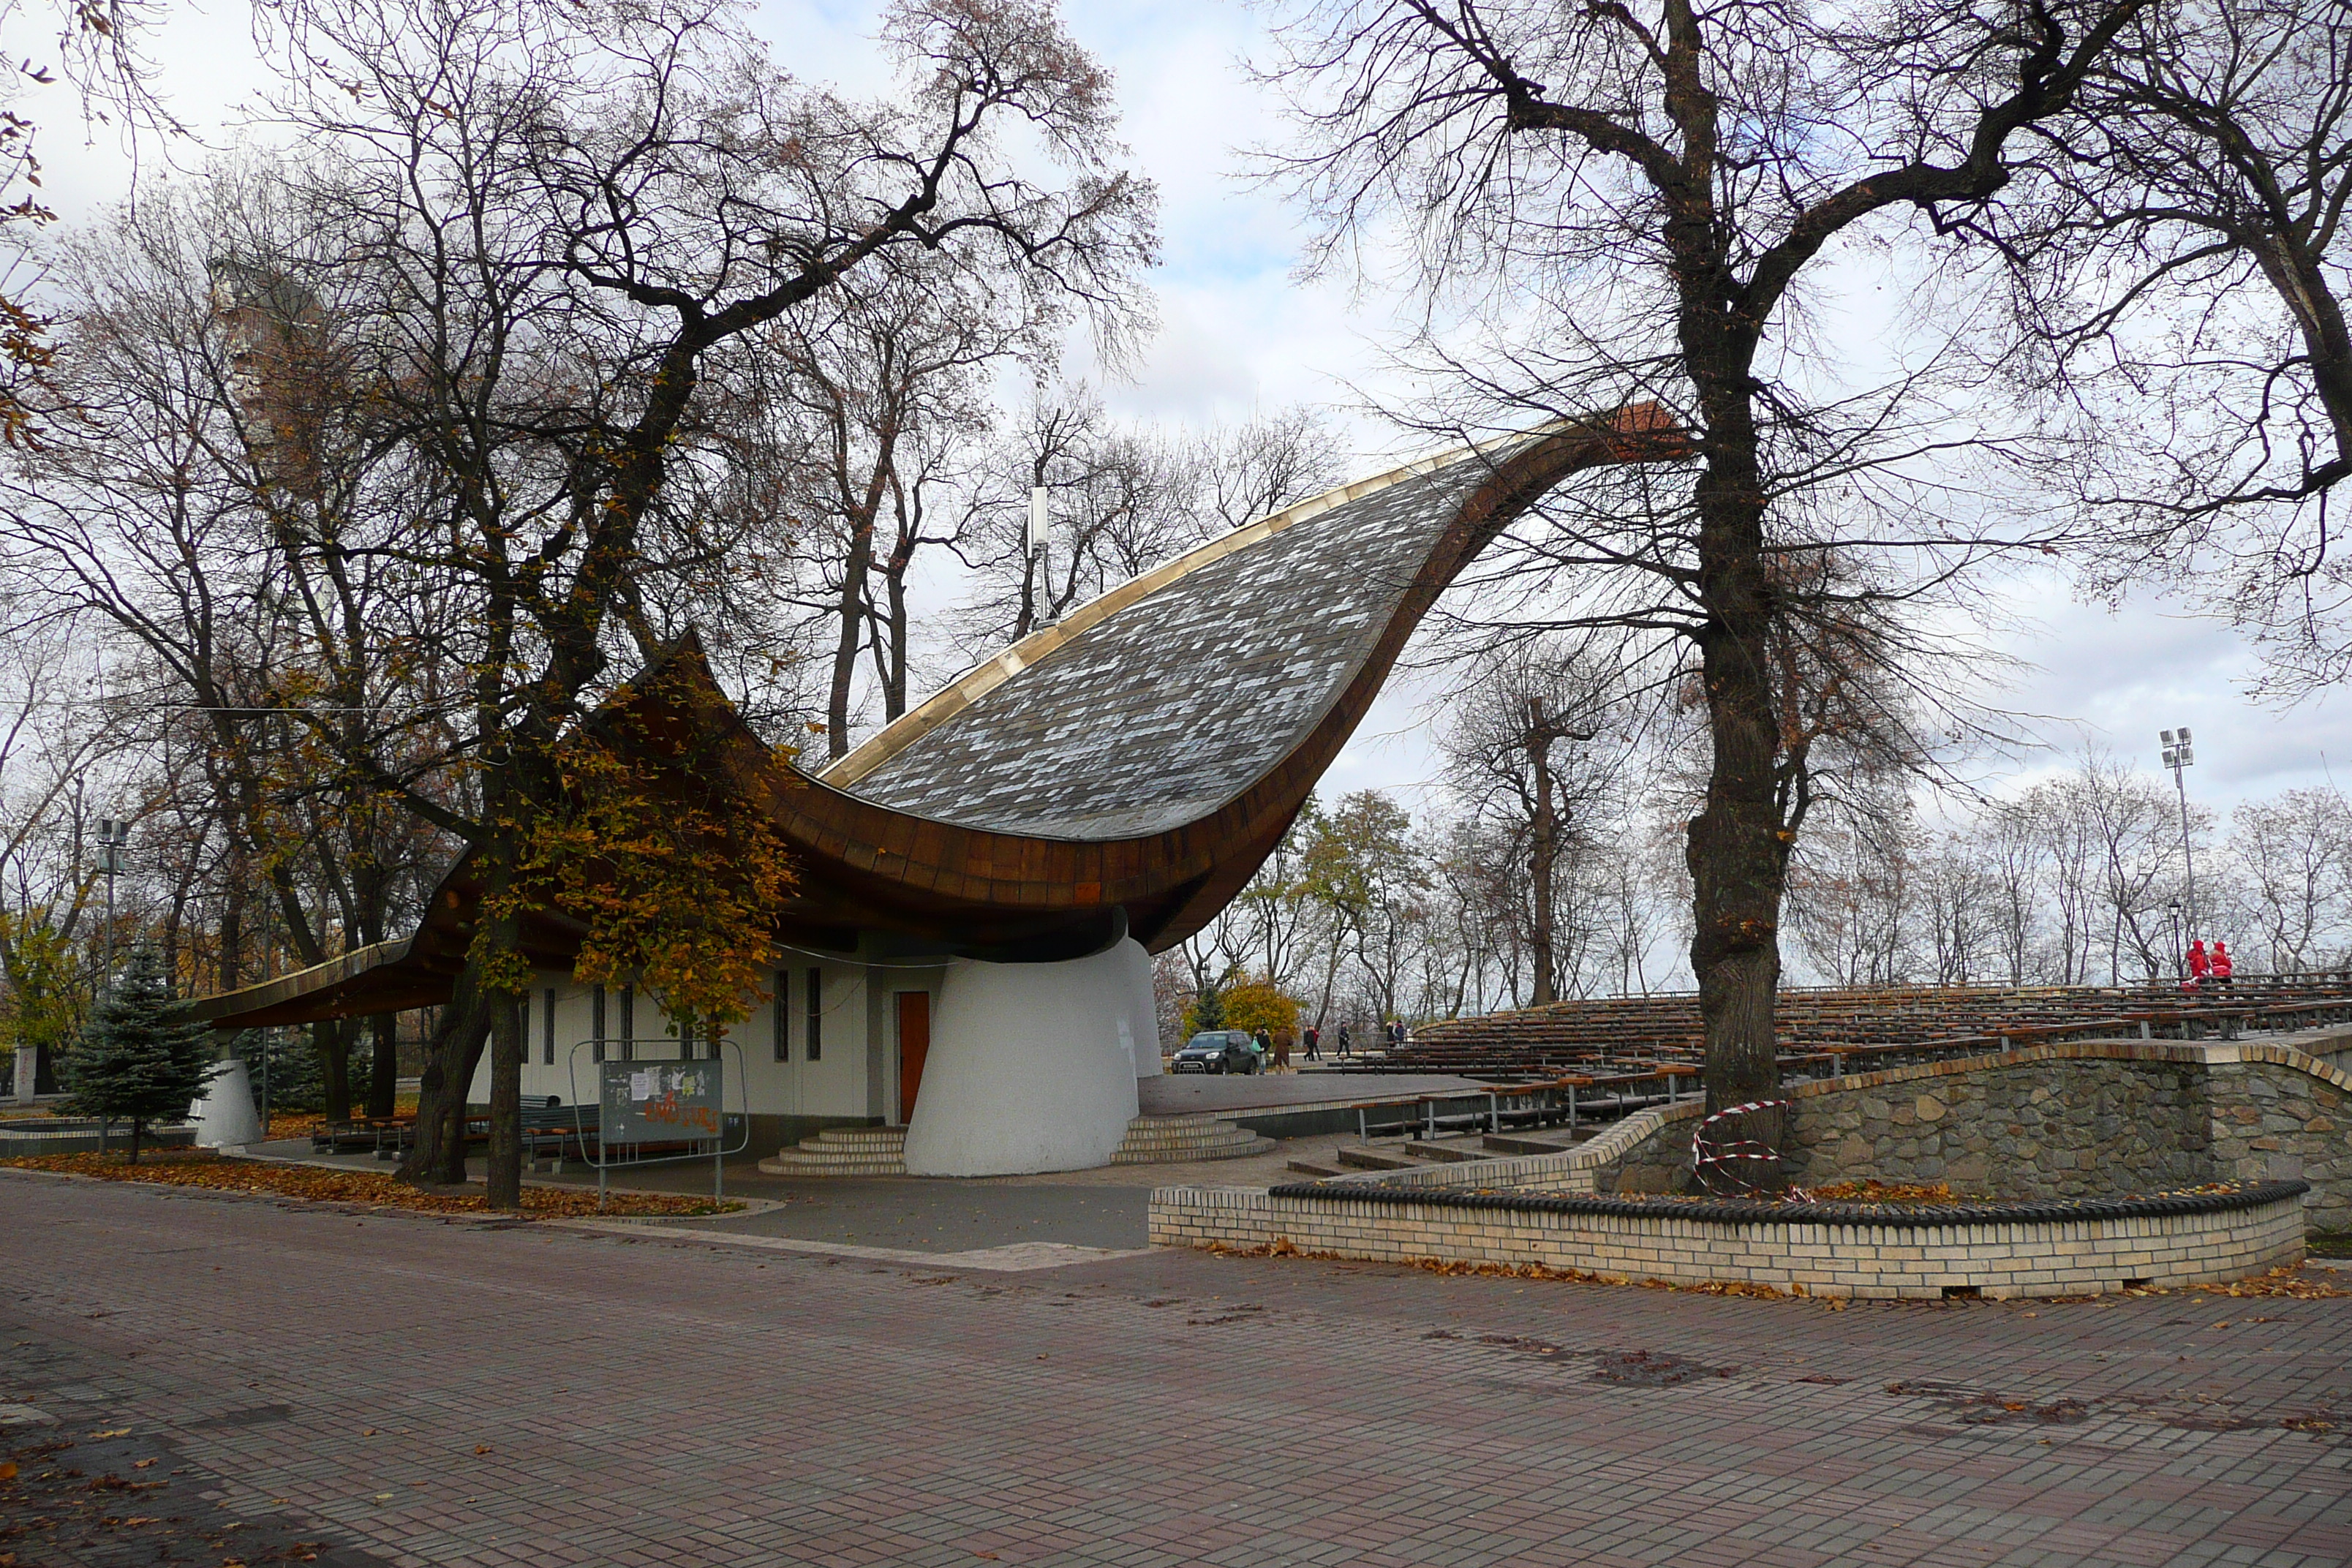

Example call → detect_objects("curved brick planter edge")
1147 1180 2311 1300
1259 1177 2310 1229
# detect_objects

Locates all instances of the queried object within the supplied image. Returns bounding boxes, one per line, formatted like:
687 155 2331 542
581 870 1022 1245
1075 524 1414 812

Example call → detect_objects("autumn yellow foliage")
1219 977 1300 1036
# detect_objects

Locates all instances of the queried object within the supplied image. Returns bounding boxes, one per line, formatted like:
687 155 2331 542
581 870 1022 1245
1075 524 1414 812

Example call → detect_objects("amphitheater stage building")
192 411 1680 1175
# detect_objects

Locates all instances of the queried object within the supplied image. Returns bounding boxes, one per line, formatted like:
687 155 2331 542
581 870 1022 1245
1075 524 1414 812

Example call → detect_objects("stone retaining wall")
1147 1180 2310 1300
1323 1036 2352 1233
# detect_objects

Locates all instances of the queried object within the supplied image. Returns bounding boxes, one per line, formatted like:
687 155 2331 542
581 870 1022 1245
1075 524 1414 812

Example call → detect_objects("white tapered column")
190 1058 264 1147
902 939 1148 1176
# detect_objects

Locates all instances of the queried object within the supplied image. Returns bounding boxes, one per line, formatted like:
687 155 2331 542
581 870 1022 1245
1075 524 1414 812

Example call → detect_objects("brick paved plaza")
3 1169 2349 1568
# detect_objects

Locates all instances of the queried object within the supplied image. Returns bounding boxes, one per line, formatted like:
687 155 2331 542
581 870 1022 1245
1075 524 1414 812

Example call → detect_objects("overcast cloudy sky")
29 0 2352 824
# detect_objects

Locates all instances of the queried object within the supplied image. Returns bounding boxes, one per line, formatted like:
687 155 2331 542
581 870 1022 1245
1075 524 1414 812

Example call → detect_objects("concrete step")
1482 1132 1586 1156
758 1115 1270 1175
755 1156 908 1177
1285 1158 1344 1177
802 1128 906 1147
1108 1115 1270 1164
758 1125 908 1177
1403 1139 1492 1163
1335 1146 1417 1171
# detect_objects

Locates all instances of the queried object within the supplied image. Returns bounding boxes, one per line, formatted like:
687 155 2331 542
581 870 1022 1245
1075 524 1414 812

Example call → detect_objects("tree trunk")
1529 704 1559 1006
314 1017 353 1124
486 989 524 1212
826 513 876 761
885 568 910 720
480 825 528 1212
219 878 244 993
1683 382 1790 1166
365 1012 397 1120
399 966 490 1186
129 1117 143 1164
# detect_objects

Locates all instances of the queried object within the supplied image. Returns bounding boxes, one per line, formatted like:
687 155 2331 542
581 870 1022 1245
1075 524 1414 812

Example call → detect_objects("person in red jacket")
2211 941 2234 990
2185 939 2210 990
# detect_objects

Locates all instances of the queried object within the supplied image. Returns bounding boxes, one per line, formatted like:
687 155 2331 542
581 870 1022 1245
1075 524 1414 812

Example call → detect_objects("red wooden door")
897 991 930 1125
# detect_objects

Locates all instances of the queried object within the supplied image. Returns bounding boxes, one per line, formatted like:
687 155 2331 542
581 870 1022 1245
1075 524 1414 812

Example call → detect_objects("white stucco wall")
484 966 873 1120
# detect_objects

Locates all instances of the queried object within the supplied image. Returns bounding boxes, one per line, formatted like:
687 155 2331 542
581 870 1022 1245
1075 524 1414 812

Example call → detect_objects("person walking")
2211 941 2234 990
1251 1025 1273 1071
1272 1024 1294 1072
1336 1023 1351 1058
2185 938 2210 992
1303 1025 1322 1061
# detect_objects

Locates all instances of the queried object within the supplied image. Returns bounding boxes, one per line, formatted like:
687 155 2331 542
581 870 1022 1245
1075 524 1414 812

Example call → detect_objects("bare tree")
1254 0 2147 1139
1441 640 1632 1004
1977 0 2352 694
954 390 1341 650
2221 786 2352 971
757 261 1045 757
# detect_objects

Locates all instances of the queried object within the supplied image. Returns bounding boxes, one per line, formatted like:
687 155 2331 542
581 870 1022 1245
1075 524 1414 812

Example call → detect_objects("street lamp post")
2167 897 2184 981
2159 729 2199 950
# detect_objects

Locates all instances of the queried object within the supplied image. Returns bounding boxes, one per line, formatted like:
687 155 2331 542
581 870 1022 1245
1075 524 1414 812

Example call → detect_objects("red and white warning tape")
1692 1097 1793 1196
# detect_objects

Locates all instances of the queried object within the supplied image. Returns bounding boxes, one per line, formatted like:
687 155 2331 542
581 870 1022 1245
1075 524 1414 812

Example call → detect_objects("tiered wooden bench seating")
1349 973 2352 1087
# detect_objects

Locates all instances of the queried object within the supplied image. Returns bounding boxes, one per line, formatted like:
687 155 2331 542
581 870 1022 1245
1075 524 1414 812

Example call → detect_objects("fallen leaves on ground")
1792 1180 1961 1204
0 1150 743 1219
2192 1265 2351 1300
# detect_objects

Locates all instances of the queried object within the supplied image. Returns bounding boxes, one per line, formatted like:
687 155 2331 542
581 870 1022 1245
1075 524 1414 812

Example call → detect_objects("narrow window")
619 985 636 1063
773 970 790 1063
805 967 822 1062
542 988 557 1066
591 987 606 1065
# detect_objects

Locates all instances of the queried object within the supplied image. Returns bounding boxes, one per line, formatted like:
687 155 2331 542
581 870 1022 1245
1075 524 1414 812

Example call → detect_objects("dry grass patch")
0 1149 743 1218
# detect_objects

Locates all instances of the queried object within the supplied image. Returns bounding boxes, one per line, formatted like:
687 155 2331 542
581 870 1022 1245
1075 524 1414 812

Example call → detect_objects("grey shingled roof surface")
846 456 1493 839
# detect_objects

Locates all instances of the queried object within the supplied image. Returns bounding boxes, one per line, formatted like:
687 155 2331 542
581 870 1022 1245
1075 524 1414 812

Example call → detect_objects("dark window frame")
774 970 791 1063
805 967 822 1062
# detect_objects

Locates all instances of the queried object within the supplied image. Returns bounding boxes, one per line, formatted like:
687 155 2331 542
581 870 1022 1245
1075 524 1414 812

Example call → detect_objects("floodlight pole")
2160 729 2200 947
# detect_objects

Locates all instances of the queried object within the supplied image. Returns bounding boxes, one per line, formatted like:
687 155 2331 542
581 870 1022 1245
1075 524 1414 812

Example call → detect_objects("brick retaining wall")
1147 1180 2310 1300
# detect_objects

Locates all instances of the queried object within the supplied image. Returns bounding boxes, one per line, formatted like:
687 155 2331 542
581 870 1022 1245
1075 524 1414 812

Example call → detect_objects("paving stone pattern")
6 1172 2352 1567
848 459 1490 838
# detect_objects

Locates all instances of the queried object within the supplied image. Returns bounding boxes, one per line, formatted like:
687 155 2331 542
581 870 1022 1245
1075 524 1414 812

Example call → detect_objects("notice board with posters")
600 1060 723 1145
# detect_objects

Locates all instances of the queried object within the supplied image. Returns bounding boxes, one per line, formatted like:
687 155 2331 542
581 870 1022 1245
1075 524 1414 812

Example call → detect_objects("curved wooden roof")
197 407 1681 1028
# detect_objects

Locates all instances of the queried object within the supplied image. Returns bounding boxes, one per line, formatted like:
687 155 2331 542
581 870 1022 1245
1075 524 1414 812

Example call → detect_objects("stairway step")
804 1128 905 1147
1403 1141 1490 1164
1115 1129 1259 1148
758 1158 906 1177
1483 1132 1583 1156
1285 1159 1343 1177
1335 1146 1415 1171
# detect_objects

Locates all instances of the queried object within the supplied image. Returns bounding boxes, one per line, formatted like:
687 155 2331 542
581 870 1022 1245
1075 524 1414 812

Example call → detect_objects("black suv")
1169 1030 1261 1074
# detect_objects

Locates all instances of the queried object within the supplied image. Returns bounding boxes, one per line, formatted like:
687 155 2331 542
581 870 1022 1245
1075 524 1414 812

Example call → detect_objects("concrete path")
4 1169 2350 1567
235 1131 1350 1252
